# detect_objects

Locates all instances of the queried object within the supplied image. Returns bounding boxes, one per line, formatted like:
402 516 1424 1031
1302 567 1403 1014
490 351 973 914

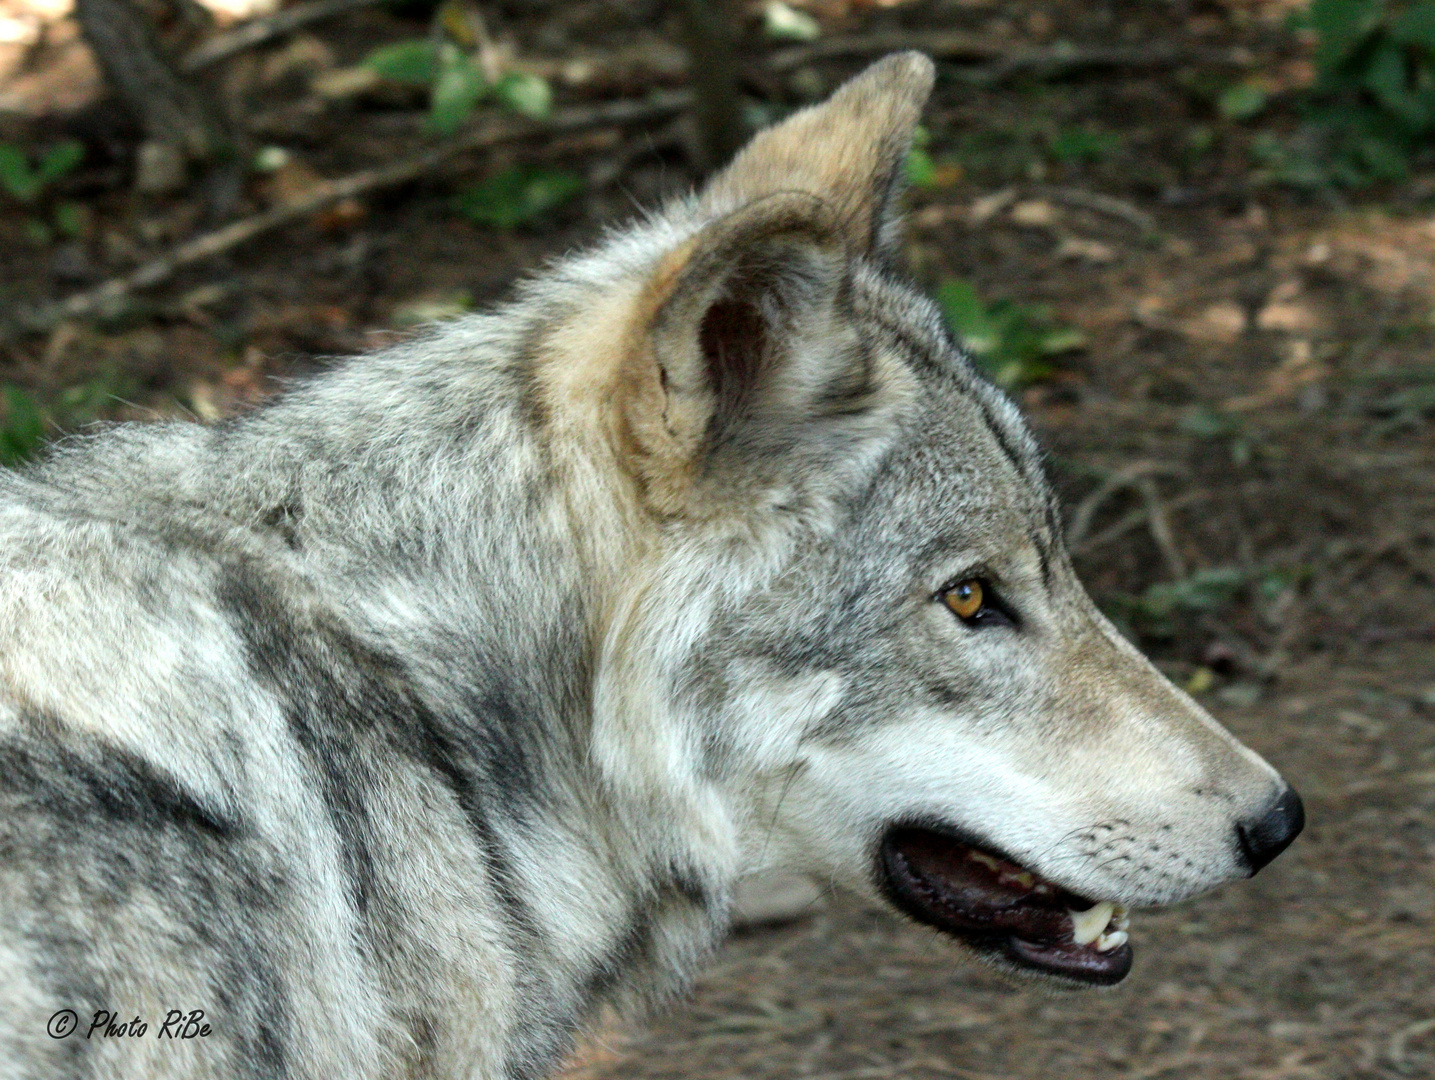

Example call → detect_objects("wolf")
0 53 1301 1079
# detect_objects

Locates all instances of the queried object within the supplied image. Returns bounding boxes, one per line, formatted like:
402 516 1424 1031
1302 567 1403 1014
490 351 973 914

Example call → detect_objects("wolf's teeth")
1095 929 1128 953
1112 904 1130 932
968 851 1002 872
1069 901 1116 946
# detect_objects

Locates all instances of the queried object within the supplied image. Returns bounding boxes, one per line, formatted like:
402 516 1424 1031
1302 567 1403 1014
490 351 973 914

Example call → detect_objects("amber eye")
943 579 985 620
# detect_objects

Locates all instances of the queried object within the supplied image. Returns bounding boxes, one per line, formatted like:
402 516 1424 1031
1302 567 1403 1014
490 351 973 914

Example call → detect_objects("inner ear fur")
619 192 899 518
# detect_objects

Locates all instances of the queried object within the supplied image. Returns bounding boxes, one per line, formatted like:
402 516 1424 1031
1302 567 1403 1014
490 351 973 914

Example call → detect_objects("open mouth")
879 826 1134 986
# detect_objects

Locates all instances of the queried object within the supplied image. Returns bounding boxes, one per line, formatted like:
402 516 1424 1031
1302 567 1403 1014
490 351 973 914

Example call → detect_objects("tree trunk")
674 0 746 175
74 0 230 170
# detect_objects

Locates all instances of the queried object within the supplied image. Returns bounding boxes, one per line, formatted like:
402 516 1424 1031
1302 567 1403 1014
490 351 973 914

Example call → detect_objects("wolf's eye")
944 580 985 620
940 579 1015 628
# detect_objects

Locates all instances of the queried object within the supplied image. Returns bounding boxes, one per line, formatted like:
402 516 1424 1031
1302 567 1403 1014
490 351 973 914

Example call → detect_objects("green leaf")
0 386 47 466
1353 131 1411 179
426 46 489 136
453 166 584 228
1035 325 1087 355
35 139 84 186
493 72 552 119
935 278 999 355
22 217 51 245
984 357 1054 389
1217 82 1269 121
1363 40 1412 112
52 201 86 238
1046 128 1118 163
363 38 440 86
0 143 39 203
904 125 942 187
1138 567 1247 621
252 145 291 172
1249 131 1331 188
1390 0 1435 51
1180 405 1240 438
905 146 937 187
1309 0 1380 71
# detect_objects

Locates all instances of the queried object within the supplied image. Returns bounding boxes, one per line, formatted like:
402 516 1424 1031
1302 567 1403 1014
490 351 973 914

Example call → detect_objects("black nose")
1236 785 1305 874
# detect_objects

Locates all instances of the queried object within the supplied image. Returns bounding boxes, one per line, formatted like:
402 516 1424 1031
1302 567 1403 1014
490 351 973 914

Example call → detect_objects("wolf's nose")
1236 785 1305 874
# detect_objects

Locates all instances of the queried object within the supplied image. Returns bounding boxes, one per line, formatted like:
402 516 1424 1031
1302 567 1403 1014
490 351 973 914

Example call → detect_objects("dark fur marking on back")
0 721 293 1079
405 703 545 945
217 567 382 915
215 559 551 950
0 723 235 839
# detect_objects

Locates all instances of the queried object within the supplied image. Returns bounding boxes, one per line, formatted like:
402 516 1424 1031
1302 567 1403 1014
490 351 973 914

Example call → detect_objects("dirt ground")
1 0 1432 1078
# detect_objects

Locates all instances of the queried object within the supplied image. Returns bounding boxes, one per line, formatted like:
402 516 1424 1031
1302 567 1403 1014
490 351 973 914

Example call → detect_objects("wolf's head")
537 53 1301 988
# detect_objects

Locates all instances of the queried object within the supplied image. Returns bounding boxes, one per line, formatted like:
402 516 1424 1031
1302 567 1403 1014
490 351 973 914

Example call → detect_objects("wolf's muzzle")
1236 785 1305 874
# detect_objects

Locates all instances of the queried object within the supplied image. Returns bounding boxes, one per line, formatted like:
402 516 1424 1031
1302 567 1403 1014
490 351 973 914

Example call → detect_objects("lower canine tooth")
1069 901 1115 946
1095 929 1129 952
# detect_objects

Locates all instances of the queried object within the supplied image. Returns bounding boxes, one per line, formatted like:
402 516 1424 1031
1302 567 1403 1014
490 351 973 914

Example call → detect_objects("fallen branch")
9 91 690 338
768 34 1248 82
768 29 1003 71
182 0 386 73
958 43 1248 86
1038 185 1158 234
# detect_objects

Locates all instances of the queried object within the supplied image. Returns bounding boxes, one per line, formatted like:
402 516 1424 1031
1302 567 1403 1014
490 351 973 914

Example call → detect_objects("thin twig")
182 0 386 73
1071 491 1206 556
1038 185 1158 234
1136 474 1189 580
8 91 690 339
1066 460 1187 550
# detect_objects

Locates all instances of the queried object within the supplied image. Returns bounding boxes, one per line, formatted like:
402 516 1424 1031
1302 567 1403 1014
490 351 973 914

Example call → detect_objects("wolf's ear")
618 191 910 518
698 51 935 262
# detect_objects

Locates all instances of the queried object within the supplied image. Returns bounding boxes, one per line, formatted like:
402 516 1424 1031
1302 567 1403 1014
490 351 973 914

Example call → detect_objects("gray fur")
0 54 1293 1079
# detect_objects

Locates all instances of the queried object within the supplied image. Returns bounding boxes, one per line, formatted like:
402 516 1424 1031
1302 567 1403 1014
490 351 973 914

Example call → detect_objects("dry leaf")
312 66 381 100
313 197 367 233
259 35 336 85
1177 301 1247 344
258 159 325 207
1256 280 1323 334
1010 199 1059 228
1056 236 1115 263
134 141 187 195
1134 294 1170 326
969 187 1017 225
